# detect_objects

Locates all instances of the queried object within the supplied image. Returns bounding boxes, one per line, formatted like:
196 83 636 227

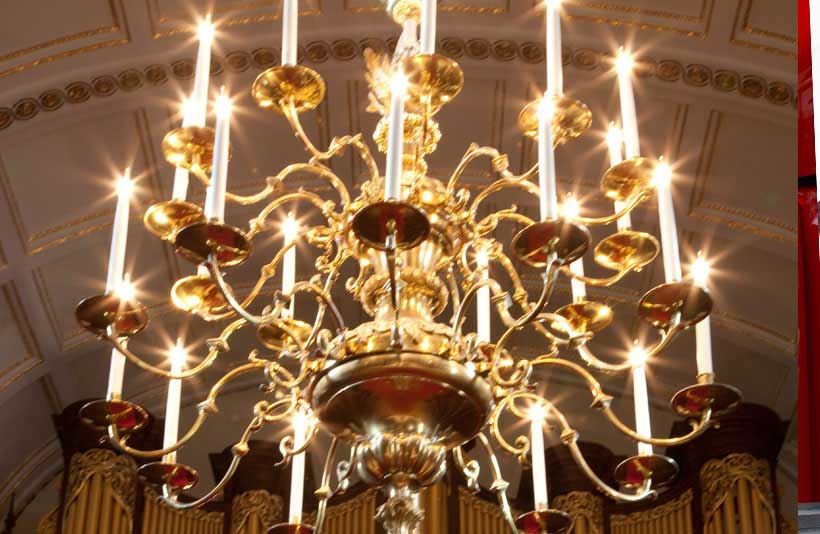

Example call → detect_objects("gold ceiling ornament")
76 1 743 533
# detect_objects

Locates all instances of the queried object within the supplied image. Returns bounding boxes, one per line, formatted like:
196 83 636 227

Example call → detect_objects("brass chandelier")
74 0 744 532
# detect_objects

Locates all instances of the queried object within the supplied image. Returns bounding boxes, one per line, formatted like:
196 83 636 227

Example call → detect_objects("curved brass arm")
107 359 271 458
529 356 714 447
474 433 520 533
446 143 538 196
452 445 481 492
568 191 652 227
101 318 246 379
159 397 299 510
207 260 268 326
469 179 540 233
560 263 634 287
250 191 339 239
313 438 340 534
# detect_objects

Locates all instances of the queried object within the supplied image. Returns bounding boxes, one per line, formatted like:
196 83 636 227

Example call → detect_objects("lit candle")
163 340 186 464
563 195 586 301
420 0 437 55
105 172 132 399
205 89 231 222
192 16 214 127
476 249 491 343
283 213 298 318
630 346 653 456
691 253 714 378
537 98 558 220
529 404 549 511
615 49 640 160
288 411 309 524
607 123 631 231
384 73 407 200
545 0 563 96
653 161 682 283
106 274 133 399
172 99 197 200
282 0 298 66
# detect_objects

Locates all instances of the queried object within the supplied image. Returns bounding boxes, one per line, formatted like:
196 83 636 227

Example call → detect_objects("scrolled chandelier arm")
72 0 746 532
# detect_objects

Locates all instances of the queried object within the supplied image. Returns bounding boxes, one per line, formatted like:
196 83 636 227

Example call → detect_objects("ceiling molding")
0 37 796 133
0 282 44 394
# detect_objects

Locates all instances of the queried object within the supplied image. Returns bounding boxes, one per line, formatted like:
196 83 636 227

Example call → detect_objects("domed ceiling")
0 0 797 529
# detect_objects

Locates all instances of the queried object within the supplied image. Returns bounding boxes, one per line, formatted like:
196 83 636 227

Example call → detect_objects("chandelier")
73 0 744 532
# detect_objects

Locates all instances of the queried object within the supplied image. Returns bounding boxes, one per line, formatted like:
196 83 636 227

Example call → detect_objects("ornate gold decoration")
552 491 604 533
232 489 285 533
700 453 775 520
64 449 138 523
36 506 58 534
610 489 693 527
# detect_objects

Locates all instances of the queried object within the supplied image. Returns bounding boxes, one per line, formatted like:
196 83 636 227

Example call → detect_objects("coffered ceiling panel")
689 109 796 244
0 283 41 393
0 107 161 255
730 0 797 58
344 0 512 14
0 0 129 79
566 0 713 37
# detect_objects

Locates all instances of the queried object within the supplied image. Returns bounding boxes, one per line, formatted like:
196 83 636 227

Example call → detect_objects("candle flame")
653 160 672 187
170 338 187 369
629 345 648 367
117 168 133 197
606 124 623 146
529 403 547 422
283 212 299 243
615 48 633 75
562 194 581 219
198 14 215 43
117 275 135 301
691 252 710 287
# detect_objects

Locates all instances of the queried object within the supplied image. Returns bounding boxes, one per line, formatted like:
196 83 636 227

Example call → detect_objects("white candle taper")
162 339 186 464
205 89 231 222
172 99 197 200
537 98 558 220
615 49 640 160
282 0 298 66
105 171 132 399
563 195 586 301
288 412 309 524
630 346 653 456
106 276 133 399
545 0 563 96
692 254 714 378
385 73 407 200
283 213 298 318
529 404 549 511
420 0 437 55
192 16 214 127
476 248 491 343
607 123 631 231
654 160 682 283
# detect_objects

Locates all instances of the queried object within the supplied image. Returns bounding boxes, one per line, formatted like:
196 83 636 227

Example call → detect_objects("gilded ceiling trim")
343 0 510 14
0 37 796 133
0 0 131 79
729 0 797 59
565 0 713 39
0 282 43 394
572 1 710 23
147 0 323 39
0 438 61 504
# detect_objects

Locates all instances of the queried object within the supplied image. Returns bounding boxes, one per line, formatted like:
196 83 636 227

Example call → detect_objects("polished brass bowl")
402 54 464 112
351 201 431 251
138 462 199 492
171 274 228 316
75 294 148 337
671 383 742 418
511 219 590 268
310 353 493 450
600 157 657 202
594 230 659 272
144 200 206 240
257 317 313 352
518 95 592 146
614 454 679 489
252 65 326 115
174 221 252 267
638 282 712 330
554 301 613 336
515 509 573 534
79 399 149 433
162 126 224 171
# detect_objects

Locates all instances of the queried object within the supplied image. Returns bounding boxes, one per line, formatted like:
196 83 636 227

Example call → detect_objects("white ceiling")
0 0 797 528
